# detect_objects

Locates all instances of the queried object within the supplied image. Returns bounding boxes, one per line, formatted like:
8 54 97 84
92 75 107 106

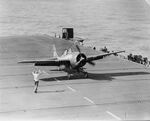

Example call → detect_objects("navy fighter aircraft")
19 45 125 79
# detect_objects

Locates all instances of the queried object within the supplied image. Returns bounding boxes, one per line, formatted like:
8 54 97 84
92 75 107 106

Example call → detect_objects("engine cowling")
76 53 87 67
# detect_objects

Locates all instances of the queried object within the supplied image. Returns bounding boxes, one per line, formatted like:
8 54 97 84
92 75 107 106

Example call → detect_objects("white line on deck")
106 111 121 120
54 78 76 92
66 85 76 92
83 97 95 104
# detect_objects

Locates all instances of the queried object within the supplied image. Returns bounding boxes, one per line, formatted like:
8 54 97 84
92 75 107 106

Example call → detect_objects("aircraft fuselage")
58 52 87 68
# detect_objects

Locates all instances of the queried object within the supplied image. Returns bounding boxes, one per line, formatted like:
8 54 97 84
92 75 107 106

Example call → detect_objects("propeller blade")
87 61 95 66
76 45 81 53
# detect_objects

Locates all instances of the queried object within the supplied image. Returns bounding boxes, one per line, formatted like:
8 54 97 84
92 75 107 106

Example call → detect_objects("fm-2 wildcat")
19 44 125 79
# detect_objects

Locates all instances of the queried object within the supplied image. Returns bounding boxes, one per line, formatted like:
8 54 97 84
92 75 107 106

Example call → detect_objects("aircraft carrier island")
0 29 150 120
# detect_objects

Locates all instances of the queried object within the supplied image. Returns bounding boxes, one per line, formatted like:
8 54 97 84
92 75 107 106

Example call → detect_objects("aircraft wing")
86 50 125 62
18 59 70 66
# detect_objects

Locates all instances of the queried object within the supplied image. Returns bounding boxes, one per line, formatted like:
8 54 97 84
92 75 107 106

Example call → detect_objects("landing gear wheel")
84 72 88 78
67 74 71 80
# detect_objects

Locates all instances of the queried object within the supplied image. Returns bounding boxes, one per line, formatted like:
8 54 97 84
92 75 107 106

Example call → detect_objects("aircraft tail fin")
52 44 59 58
62 49 68 56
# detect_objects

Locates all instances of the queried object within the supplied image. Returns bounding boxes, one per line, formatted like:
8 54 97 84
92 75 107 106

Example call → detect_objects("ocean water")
0 0 150 58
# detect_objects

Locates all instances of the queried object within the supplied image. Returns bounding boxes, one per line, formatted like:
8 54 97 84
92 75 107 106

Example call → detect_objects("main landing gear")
81 68 88 78
84 72 88 78
67 71 88 79
67 74 71 79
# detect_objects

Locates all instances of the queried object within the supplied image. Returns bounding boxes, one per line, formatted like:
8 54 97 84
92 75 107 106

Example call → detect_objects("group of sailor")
100 46 149 67
127 54 149 67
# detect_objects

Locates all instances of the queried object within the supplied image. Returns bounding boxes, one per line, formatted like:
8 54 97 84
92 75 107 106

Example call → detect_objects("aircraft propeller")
76 45 95 66
87 61 95 66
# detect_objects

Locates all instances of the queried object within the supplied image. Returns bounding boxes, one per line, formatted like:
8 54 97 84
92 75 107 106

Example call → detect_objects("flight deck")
0 35 150 120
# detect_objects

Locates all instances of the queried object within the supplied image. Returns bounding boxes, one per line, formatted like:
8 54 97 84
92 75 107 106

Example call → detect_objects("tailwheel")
84 72 88 78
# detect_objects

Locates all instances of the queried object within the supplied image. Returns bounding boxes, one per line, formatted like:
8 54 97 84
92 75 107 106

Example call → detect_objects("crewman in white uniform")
32 69 42 93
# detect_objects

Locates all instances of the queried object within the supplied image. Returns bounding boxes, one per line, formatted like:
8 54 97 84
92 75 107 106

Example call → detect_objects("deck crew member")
32 69 42 93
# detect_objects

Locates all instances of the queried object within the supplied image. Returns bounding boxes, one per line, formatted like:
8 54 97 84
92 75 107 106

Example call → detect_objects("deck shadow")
88 71 150 80
40 71 150 82
40 76 67 82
